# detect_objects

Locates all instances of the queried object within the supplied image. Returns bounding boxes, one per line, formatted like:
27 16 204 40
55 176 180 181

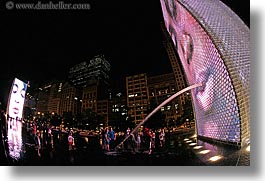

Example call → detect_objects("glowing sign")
160 0 250 145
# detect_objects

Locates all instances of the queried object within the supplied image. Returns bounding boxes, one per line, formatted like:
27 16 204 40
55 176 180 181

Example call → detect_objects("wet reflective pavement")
1 126 249 166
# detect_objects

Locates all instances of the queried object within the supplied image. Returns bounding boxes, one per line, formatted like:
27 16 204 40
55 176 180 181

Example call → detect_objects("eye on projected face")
8 78 27 119
160 0 217 111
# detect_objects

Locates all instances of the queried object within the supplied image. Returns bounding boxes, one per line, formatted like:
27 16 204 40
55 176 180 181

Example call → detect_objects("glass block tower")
160 0 250 147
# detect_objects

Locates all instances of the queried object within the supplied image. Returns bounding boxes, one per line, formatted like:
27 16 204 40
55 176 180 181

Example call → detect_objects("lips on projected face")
13 107 19 115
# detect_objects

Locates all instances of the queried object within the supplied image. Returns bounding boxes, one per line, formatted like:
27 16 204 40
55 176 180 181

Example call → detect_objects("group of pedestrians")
148 128 166 154
122 127 166 154
101 126 116 151
29 122 53 158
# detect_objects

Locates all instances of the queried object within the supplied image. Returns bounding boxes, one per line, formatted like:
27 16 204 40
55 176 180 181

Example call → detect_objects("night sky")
0 0 249 107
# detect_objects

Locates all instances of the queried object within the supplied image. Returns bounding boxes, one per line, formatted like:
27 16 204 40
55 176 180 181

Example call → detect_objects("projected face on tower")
160 0 244 143
161 0 219 112
8 78 27 120
6 78 28 160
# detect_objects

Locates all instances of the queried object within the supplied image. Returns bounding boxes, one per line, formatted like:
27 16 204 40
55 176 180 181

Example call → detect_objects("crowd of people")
1 107 169 165
100 126 167 154
4 111 168 160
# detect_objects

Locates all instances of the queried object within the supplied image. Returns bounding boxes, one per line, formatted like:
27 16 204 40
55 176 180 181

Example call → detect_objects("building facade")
148 73 181 127
36 84 52 115
47 82 63 115
126 73 150 125
59 82 82 117
68 54 110 89
97 99 109 126
108 92 128 130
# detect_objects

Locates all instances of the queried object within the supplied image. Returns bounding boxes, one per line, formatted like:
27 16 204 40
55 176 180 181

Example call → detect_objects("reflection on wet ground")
2 126 249 166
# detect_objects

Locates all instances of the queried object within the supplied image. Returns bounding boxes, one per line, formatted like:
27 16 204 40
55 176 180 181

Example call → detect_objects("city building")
36 83 52 115
81 84 98 113
68 54 110 89
66 54 111 127
108 92 128 130
59 82 82 118
97 99 109 126
24 92 37 119
148 73 181 127
126 73 150 125
47 81 63 115
35 81 65 116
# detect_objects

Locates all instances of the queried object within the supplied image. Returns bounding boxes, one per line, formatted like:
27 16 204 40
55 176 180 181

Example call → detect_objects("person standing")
67 132 75 164
32 121 37 139
68 132 74 151
36 132 41 157
136 132 141 151
47 125 52 144
126 127 131 135
101 128 106 150
149 130 155 154
105 128 110 151
159 129 165 147
108 126 116 151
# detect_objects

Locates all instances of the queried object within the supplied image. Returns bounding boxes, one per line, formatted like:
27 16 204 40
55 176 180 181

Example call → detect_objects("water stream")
115 83 203 150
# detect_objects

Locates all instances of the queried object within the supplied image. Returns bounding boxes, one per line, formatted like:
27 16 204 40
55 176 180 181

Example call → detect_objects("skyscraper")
148 73 181 127
68 54 110 89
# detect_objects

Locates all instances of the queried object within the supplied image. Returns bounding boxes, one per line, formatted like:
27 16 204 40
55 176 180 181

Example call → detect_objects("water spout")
115 83 203 150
